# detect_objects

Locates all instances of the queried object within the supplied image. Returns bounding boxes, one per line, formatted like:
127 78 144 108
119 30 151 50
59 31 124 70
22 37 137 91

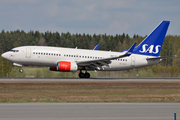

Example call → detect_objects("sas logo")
139 44 161 54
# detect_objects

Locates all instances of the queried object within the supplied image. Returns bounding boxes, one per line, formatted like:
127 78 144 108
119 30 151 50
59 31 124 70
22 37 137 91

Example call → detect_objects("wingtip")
125 42 137 56
93 44 99 50
129 43 137 52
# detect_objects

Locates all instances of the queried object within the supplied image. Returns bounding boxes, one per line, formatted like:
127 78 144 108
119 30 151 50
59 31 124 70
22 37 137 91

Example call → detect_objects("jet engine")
49 61 78 72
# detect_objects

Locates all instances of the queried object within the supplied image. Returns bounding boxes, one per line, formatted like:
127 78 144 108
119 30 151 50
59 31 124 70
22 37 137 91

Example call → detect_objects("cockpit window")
10 50 19 52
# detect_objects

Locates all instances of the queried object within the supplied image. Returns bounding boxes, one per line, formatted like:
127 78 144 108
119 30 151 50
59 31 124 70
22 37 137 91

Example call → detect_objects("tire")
79 72 85 78
19 69 23 73
84 72 90 78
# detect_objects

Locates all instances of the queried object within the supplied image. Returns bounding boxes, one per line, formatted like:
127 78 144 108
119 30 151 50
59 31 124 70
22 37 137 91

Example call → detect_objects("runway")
0 103 179 120
0 79 179 120
0 78 180 82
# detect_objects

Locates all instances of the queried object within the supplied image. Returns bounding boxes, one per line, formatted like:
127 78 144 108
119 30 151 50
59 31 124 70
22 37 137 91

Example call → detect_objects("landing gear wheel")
19 69 23 73
79 72 85 78
84 72 90 78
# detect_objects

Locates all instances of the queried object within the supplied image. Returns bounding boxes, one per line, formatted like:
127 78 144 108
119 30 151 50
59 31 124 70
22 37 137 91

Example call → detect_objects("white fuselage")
2 46 160 71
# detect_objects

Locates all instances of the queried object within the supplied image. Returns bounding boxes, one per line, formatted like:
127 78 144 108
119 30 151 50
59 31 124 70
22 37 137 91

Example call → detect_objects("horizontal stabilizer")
146 55 177 60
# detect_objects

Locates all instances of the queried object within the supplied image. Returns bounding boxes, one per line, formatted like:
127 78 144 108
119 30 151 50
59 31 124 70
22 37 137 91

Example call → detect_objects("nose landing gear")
19 67 23 73
79 70 90 78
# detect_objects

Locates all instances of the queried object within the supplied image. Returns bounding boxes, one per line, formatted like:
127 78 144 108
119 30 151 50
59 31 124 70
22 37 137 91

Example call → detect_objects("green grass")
7 65 180 78
0 82 180 103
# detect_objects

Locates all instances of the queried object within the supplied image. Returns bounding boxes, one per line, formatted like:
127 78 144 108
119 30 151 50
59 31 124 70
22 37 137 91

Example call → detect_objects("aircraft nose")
1 52 8 59
1 53 5 58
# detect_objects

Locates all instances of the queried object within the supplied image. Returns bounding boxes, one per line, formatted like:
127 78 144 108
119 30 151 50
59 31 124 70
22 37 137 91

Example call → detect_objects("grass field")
8 66 180 78
0 81 180 103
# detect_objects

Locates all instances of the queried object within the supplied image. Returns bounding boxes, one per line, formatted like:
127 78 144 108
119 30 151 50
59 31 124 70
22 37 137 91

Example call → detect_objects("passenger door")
26 48 31 58
131 56 135 66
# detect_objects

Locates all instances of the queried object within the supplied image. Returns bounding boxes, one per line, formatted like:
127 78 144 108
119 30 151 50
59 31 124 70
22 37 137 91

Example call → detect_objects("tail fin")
133 21 170 56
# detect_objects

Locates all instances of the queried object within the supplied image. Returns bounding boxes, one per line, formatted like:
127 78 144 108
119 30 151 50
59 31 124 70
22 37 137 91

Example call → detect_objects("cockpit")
9 50 19 52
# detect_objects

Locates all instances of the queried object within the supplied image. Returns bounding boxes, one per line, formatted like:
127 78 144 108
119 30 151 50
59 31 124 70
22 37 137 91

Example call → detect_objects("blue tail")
133 21 170 56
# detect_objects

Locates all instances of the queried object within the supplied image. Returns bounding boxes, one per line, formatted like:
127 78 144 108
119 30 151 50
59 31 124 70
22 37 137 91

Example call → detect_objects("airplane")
1 20 173 78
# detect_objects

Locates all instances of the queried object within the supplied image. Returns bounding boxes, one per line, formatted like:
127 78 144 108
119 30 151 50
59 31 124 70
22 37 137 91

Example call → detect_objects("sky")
0 0 179 37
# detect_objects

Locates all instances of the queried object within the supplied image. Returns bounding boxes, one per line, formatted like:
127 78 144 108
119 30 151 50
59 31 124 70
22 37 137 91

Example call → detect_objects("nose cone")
1 52 8 59
1 53 5 58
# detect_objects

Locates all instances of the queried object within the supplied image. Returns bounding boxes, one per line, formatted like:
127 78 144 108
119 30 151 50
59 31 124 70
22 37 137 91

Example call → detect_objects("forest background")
0 30 180 78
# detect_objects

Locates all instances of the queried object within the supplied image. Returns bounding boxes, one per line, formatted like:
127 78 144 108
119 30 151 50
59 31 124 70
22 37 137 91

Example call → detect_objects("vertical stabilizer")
133 21 170 56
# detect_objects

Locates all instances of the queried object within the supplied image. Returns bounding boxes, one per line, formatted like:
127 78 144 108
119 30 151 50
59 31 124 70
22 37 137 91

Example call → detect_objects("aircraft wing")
77 43 136 69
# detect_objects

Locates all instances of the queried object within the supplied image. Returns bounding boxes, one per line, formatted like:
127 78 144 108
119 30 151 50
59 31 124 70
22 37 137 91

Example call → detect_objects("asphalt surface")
0 78 180 82
0 79 179 120
0 103 179 120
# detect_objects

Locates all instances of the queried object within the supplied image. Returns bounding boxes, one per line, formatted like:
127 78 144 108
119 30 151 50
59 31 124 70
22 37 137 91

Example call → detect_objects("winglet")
125 43 137 56
93 44 99 50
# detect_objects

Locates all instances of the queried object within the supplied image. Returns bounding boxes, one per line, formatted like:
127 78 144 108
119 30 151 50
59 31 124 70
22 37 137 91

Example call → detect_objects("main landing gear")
79 70 90 78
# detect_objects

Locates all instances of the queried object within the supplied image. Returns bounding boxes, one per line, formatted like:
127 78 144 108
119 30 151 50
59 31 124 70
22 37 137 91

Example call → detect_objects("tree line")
0 30 180 77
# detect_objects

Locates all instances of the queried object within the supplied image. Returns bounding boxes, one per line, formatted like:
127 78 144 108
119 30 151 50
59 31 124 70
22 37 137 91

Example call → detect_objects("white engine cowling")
49 61 78 72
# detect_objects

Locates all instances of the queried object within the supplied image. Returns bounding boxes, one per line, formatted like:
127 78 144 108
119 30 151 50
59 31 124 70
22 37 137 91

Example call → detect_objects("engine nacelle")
49 61 78 72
